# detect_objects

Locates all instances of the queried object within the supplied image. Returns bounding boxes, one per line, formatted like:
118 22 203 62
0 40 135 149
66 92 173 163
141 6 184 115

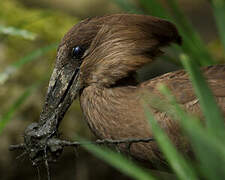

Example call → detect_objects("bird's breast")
79 85 150 138
78 84 190 164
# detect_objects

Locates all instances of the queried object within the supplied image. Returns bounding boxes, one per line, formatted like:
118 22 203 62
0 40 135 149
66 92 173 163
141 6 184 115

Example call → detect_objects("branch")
9 137 154 151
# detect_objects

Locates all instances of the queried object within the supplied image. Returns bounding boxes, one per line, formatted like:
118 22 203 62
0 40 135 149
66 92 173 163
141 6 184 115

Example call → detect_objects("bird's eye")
71 46 84 60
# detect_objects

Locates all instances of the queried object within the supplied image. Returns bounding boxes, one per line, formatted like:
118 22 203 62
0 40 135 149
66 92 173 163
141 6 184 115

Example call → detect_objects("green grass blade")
210 0 225 53
180 54 225 138
165 0 215 65
12 43 58 67
184 121 225 180
0 43 57 85
142 101 198 180
166 0 203 40
110 0 143 13
0 81 42 134
0 25 37 40
139 0 169 18
137 0 214 66
138 0 209 66
83 143 156 180
158 84 225 180
166 0 192 34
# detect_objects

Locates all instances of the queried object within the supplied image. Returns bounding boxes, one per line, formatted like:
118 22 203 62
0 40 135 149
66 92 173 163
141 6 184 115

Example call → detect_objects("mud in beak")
17 61 82 164
39 63 81 126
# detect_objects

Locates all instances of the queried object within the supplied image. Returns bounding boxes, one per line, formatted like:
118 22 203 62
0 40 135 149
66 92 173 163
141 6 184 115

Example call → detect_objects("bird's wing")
140 64 225 108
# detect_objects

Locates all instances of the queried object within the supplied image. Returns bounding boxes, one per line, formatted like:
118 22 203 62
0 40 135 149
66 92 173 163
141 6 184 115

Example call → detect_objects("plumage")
80 65 225 165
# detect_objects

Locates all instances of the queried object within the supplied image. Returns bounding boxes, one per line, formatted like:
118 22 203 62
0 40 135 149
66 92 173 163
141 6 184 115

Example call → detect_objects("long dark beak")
39 63 81 128
17 59 82 165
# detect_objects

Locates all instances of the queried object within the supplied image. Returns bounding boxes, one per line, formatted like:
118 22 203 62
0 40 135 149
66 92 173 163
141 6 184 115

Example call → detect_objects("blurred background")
0 0 224 179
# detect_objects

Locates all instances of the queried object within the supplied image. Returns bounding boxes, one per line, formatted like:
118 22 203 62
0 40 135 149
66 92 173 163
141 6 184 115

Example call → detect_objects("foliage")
0 0 78 133
210 0 225 52
0 0 78 78
0 25 37 40
83 143 156 180
0 81 44 134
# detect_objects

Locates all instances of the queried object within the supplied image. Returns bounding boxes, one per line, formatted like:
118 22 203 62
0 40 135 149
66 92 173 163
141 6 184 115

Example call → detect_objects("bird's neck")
79 76 140 139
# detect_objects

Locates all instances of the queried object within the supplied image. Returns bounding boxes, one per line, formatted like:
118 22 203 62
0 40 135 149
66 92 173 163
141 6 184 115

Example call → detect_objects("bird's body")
80 65 225 165
21 14 225 167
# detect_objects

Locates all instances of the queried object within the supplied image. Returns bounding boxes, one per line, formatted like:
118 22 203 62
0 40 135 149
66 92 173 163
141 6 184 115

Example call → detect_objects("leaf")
138 0 215 66
0 43 57 85
142 100 198 180
110 0 142 13
210 0 225 53
83 142 156 180
165 0 215 66
139 0 168 18
0 81 43 134
0 25 37 40
158 84 225 180
180 54 225 139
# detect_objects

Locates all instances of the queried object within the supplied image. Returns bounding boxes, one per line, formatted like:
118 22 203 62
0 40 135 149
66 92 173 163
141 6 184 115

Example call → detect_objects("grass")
158 84 225 180
0 43 57 85
210 0 225 53
0 81 43 134
180 54 225 138
142 101 198 180
83 142 156 180
0 25 37 40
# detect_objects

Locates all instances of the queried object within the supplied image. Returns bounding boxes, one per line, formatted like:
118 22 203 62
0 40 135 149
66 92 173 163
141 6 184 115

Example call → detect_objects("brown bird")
21 14 225 168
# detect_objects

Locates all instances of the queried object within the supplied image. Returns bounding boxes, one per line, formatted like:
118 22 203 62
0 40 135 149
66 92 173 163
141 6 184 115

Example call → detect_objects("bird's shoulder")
139 64 225 105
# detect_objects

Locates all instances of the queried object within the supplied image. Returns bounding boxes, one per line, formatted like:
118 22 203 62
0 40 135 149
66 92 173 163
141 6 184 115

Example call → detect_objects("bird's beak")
39 62 81 127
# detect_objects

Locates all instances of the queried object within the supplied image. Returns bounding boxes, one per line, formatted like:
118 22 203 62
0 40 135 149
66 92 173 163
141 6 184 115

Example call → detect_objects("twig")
16 151 27 160
95 138 154 145
44 146 51 180
9 137 154 180
9 138 155 151
35 165 41 180
9 143 25 151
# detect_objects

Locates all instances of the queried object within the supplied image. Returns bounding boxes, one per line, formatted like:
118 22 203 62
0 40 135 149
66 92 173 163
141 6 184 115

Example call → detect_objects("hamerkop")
19 14 225 167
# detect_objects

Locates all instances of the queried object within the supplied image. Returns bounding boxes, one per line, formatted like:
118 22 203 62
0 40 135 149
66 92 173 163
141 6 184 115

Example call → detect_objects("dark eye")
71 46 85 59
